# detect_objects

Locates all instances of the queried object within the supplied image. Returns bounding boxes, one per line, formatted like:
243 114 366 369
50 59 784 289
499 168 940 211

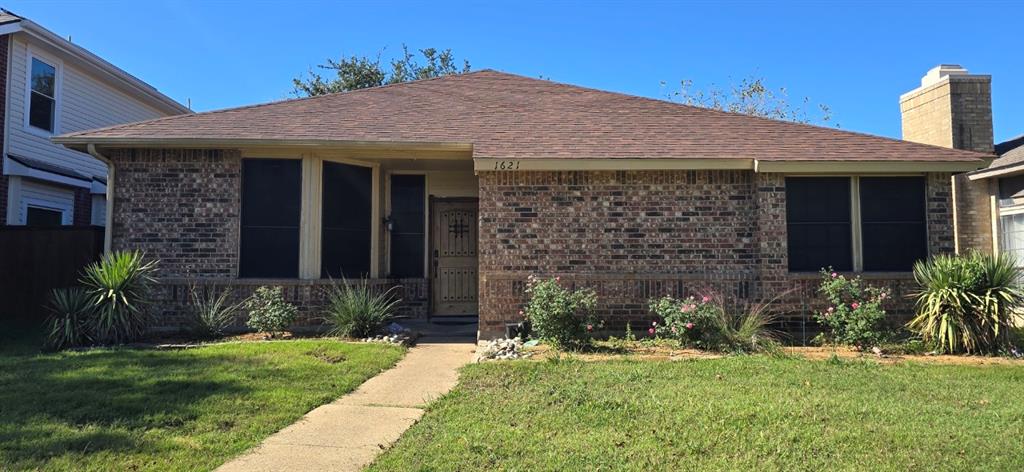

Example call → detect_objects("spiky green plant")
43 287 95 351
908 252 1023 354
322 279 401 338
711 291 787 354
80 250 159 344
188 285 243 338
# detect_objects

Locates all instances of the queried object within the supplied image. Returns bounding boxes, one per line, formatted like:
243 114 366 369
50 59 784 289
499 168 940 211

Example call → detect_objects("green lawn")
371 356 1024 471
0 336 404 471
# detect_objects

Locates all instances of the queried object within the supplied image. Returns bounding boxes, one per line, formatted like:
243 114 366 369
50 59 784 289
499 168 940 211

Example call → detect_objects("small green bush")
523 275 598 349
188 285 243 338
322 279 400 338
244 286 297 335
43 287 95 351
908 252 1023 354
814 268 890 349
80 250 158 344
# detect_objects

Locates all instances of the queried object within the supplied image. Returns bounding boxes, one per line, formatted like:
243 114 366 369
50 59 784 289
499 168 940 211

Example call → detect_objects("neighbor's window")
785 176 927 272
389 174 426 278
321 161 373 278
29 57 57 132
240 159 301 278
26 206 63 226
786 177 853 272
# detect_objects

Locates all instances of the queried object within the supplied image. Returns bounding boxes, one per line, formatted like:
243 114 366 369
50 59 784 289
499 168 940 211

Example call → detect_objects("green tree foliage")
664 76 835 126
293 45 470 97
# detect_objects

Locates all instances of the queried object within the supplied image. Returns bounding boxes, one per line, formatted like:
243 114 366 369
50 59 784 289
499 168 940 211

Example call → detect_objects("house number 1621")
493 160 521 170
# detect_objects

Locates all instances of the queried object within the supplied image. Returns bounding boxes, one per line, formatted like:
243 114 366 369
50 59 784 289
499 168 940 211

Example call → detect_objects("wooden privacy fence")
0 226 104 323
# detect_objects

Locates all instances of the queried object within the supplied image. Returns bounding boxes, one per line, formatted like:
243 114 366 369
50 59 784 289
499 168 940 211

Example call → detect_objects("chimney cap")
922 64 969 87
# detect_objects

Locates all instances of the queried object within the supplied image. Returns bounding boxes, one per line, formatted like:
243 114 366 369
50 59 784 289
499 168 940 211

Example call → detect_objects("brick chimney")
900 64 994 153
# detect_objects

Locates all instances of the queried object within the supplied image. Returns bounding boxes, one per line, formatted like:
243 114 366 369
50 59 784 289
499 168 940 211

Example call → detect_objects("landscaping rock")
476 337 530 362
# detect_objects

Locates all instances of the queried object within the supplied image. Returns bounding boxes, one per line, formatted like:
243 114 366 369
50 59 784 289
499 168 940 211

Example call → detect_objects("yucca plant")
43 287 95 351
322 279 401 338
188 285 243 338
80 250 159 344
909 252 1023 354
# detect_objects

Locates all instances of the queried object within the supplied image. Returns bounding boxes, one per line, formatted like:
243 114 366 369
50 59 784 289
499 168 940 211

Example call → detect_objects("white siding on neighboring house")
14 178 74 224
6 34 169 179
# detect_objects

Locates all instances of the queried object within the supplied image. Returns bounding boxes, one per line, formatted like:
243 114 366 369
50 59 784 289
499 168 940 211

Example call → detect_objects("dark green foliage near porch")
0 336 403 471
371 357 1024 471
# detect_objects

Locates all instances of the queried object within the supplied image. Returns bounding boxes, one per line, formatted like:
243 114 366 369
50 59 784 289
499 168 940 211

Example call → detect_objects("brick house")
54 70 991 340
900 65 1024 266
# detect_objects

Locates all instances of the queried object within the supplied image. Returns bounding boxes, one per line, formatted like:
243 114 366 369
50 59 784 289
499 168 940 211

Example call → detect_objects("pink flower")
851 302 860 310
701 296 710 303
648 328 656 335
652 321 658 327
518 310 524 316
586 324 593 332
681 304 695 313
555 276 561 282
671 326 678 333
827 306 834 313
685 322 695 330
831 272 838 278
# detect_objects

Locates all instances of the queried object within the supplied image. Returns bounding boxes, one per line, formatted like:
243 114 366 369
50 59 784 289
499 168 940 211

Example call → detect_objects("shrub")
188 285 243 338
648 294 721 347
43 288 95 351
523 275 598 349
80 250 158 344
648 292 783 353
244 286 297 335
814 269 889 349
322 279 400 338
908 252 1023 354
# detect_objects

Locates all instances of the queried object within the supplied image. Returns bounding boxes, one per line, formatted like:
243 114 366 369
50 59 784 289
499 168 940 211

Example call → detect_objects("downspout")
86 143 113 254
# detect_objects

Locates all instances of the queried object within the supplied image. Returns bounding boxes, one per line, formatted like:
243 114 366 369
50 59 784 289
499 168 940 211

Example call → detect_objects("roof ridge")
60 70 496 139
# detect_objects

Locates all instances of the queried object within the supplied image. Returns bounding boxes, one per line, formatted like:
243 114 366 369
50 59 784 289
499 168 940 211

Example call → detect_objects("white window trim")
24 46 63 137
22 196 72 225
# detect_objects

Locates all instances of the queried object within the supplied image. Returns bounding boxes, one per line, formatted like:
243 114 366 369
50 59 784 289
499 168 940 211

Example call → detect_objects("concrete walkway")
217 342 477 472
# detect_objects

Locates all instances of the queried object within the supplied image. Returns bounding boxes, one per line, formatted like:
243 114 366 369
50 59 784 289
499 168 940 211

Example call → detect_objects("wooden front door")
431 199 479 316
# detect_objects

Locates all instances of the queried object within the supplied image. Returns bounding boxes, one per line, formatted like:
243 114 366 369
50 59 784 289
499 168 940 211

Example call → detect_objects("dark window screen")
322 161 373 278
389 175 425 278
860 177 927 271
240 159 301 278
26 207 62 226
786 177 853 272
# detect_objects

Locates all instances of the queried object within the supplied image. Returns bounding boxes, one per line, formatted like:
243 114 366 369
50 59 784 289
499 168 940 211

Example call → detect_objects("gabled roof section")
56 70 989 164
0 9 189 115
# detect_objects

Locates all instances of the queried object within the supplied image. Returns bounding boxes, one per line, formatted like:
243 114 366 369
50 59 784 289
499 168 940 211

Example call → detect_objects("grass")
371 355 1024 471
0 329 404 471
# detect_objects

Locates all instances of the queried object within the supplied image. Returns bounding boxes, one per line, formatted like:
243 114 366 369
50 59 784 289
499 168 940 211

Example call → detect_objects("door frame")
428 196 480 318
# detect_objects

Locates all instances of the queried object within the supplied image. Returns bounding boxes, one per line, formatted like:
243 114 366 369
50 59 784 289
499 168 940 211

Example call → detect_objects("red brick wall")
477 170 956 339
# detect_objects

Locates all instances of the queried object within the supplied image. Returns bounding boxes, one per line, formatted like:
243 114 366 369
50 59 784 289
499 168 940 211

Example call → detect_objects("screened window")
26 206 63 226
786 177 853 271
29 57 57 132
321 161 373 278
1000 212 1024 268
389 175 426 278
240 159 301 278
860 177 927 271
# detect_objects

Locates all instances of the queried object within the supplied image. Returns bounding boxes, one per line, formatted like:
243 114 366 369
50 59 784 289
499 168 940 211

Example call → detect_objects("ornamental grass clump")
188 285 243 338
648 291 783 353
322 278 401 338
523 275 598 349
908 252 1023 354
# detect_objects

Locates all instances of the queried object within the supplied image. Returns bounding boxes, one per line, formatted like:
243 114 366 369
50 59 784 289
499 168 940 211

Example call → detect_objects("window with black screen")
239 159 301 278
785 177 853 272
389 174 426 278
321 161 373 278
859 177 927 271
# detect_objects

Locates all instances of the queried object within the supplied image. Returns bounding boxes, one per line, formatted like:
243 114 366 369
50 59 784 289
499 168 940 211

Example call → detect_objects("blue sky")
9 0 1022 142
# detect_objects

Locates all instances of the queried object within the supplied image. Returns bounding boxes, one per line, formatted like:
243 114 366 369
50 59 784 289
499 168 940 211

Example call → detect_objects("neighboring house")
55 70 990 339
0 10 187 227
899 64 1024 265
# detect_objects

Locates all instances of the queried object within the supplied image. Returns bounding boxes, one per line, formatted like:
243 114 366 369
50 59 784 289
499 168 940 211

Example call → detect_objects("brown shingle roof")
57 70 989 162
